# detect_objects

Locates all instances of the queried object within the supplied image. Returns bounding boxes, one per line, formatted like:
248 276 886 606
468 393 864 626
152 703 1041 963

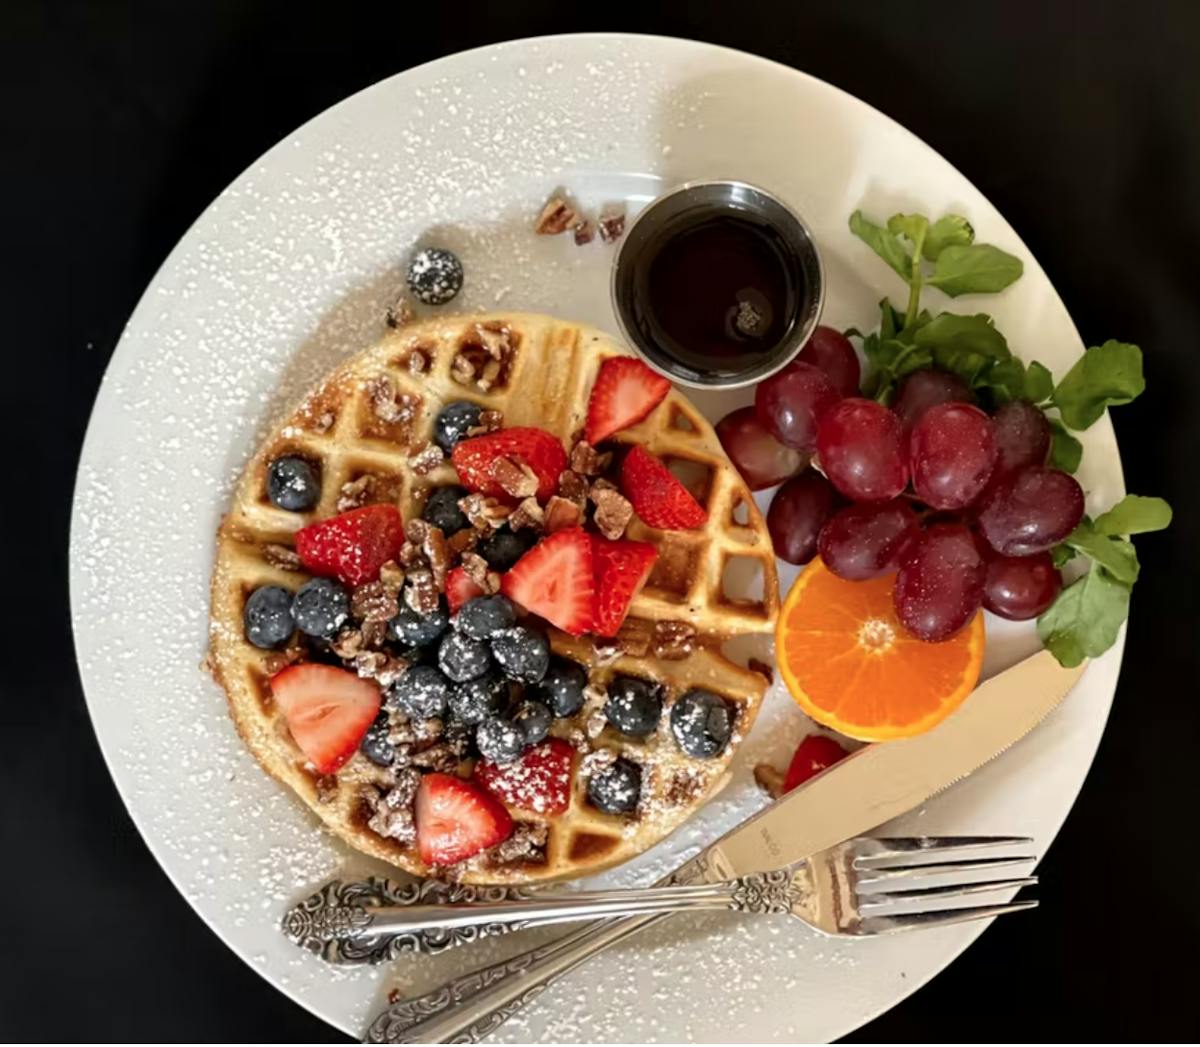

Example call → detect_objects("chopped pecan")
543 495 583 533
313 411 335 434
573 219 595 245
598 203 627 243
367 375 418 425
570 441 611 477
405 521 450 589
614 618 653 657
591 638 622 665
665 769 705 806
458 492 510 530
492 822 549 865
447 527 480 556
477 358 502 392
331 626 365 659
591 483 633 540
379 560 405 594
337 474 374 512
753 763 785 800
466 408 503 437
397 540 425 568
534 195 578 235
261 542 302 571
473 322 512 360
262 641 306 676
508 497 544 532
490 456 539 499
353 650 409 687
653 621 696 661
557 470 588 507
413 717 445 743
367 769 421 842
352 580 399 623
580 748 618 776
747 657 774 683
314 775 338 805
386 292 416 328
406 347 429 373
461 552 492 591
360 618 388 649
451 353 477 385
409 442 444 476
403 568 439 615
409 742 460 772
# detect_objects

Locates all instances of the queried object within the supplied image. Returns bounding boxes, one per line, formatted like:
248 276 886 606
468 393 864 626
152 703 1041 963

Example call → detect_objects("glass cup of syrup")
611 180 824 389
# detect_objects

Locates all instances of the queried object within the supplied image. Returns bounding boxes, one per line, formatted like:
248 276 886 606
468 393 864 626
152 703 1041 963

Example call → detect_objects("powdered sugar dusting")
70 35 1122 1044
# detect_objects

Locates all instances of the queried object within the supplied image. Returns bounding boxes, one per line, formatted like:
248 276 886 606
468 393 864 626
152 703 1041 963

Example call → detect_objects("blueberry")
478 527 536 571
434 401 483 453
530 658 587 717
490 625 550 684
513 700 553 745
387 664 451 720
388 597 450 648
670 689 735 759
438 631 493 683
457 594 517 640
359 711 396 767
243 585 294 649
587 758 642 814
448 671 509 726
421 485 470 535
291 578 349 639
407 247 464 306
476 716 526 765
266 456 320 511
604 676 662 738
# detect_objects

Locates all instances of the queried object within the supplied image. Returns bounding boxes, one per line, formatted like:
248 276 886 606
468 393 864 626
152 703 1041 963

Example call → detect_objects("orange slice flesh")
776 559 985 742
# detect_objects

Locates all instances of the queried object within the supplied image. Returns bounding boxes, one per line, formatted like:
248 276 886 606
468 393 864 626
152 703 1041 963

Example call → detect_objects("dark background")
5 0 1198 1041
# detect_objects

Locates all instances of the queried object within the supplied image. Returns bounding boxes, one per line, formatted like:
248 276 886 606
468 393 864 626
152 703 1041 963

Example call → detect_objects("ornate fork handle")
287 868 804 968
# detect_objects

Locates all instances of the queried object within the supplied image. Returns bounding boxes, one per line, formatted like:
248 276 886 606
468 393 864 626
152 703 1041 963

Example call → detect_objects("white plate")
70 34 1125 1043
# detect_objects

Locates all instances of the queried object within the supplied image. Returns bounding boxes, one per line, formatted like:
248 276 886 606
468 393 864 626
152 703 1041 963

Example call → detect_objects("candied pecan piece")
466 409 503 437
261 543 302 571
331 626 365 659
397 540 425 568
367 769 421 842
598 203 627 243
490 456 539 499
352 580 399 624
367 375 418 425
409 442 444 476
459 492 510 530
337 474 375 512
447 527 480 556
614 618 652 657
379 560 405 594
406 347 429 373
534 195 578 235
573 219 595 245
314 775 338 805
404 568 439 614
472 322 512 360
653 621 696 661
492 822 549 865
451 353 477 385
543 495 583 533
591 483 633 540
508 497 545 532
570 441 611 477
557 470 588 507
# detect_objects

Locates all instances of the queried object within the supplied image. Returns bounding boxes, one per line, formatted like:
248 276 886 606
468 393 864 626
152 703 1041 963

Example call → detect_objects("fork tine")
857 900 1037 935
856 855 1035 888
853 836 1033 865
858 876 1037 908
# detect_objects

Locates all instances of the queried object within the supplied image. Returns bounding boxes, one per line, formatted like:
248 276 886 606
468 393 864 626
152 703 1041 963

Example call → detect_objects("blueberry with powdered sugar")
490 624 550 683
407 247 463 306
604 676 662 738
513 700 553 745
670 689 735 758
291 578 349 639
478 526 536 571
434 401 483 452
388 597 450 648
587 757 642 814
421 485 471 535
387 664 451 720
243 585 294 649
438 630 493 682
266 456 320 511
359 710 396 767
530 657 587 717
456 594 516 640
475 715 526 765
448 670 508 725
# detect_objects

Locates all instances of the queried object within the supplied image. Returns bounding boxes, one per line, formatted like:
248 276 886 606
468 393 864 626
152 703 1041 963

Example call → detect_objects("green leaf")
892 344 934 378
1047 419 1083 473
1051 340 1145 430
887 213 930 249
922 214 974 260
1024 360 1054 403
1094 495 1174 536
927 244 1024 297
849 211 912 283
878 298 901 341
1037 563 1131 667
1051 544 1077 569
981 357 1028 403
913 312 1010 359
1063 519 1140 584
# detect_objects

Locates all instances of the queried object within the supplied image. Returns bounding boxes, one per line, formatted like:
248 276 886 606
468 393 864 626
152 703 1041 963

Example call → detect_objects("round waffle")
208 312 780 884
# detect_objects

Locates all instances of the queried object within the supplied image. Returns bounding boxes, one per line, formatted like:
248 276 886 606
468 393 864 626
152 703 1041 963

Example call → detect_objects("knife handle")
362 854 711 1044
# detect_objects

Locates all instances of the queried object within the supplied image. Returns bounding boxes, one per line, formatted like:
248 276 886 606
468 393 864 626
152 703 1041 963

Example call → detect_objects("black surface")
4 1 1198 1041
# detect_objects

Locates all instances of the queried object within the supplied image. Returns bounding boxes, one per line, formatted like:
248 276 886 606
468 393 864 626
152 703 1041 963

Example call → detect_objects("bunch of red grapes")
716 327 1083 642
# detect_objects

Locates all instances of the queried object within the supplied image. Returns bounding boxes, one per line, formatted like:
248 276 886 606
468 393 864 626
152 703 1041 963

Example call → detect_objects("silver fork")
286 835 1036 966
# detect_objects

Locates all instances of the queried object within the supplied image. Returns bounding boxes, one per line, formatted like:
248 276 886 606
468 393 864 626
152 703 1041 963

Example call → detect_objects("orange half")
776 559 985 742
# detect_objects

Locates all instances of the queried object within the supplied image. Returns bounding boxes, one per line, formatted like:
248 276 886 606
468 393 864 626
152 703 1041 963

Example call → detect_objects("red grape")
908 402 998 510
891 369 972 434
716 406 806 490
797 325 861 397
893 523 985 642
992 400 1051 475
817 500 920 580
816 398 908 502
754 361 840 453
977 466 1085 556
982 550 1063 620
767 470 839 564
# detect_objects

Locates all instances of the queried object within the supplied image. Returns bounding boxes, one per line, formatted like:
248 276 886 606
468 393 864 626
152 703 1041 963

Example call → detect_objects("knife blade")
699 648 1086 881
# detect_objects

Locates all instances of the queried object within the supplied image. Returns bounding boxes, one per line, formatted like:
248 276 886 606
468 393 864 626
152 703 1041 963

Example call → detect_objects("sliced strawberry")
591 536 658 637
618 445 708 530
269 663 382 774
585 357 672 445
415 772 513 866
500 528 593 636
445 566 484 613
294 504 404 587
451 427 567 502
783 734 849 793
475 738 574 816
